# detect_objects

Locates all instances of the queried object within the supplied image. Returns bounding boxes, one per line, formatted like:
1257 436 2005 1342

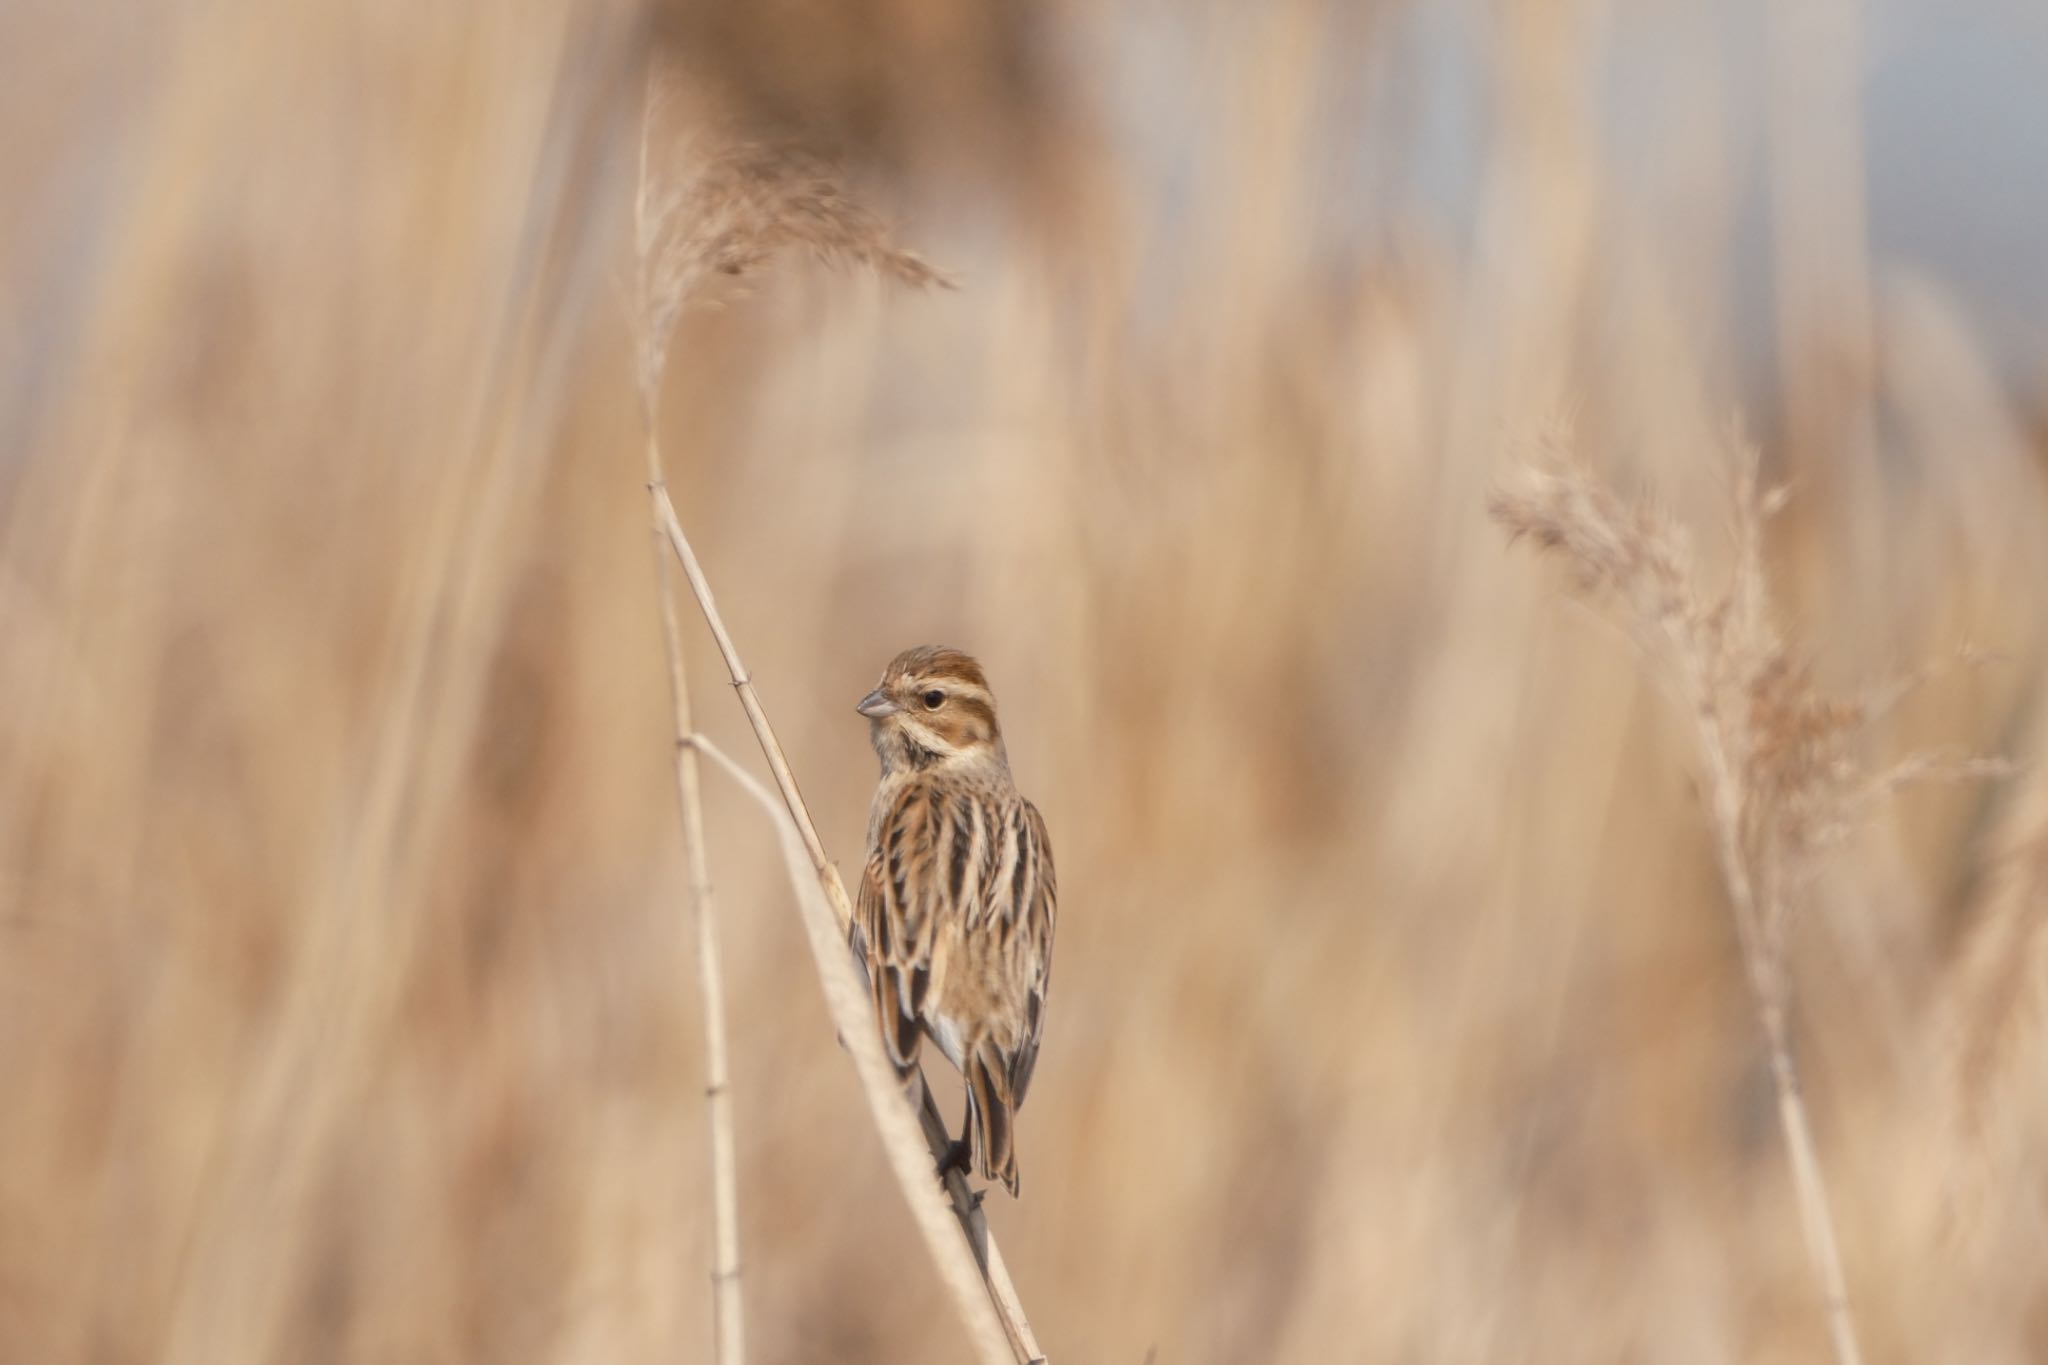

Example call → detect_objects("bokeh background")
5 0 2048 1361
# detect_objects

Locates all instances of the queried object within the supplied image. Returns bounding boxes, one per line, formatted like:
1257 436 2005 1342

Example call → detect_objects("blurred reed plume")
5 0 2048 1361
1494 449 2010 1365
635 78 949 403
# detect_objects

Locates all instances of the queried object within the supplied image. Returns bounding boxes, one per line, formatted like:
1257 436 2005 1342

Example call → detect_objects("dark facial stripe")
952 696 997 736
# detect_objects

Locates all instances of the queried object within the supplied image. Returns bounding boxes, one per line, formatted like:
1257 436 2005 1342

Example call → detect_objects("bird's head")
857 645 1006 773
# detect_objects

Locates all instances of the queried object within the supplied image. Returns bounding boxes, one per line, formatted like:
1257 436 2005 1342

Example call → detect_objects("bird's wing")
857 781 946 1076
1003 797 1056 1108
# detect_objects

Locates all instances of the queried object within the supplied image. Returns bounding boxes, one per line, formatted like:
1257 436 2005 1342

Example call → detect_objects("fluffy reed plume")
632 64 1036 1364
635 75 950 402
1492 446 2005 1365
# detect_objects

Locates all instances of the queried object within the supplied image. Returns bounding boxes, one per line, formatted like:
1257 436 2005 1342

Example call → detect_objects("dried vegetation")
2 2 2047 1363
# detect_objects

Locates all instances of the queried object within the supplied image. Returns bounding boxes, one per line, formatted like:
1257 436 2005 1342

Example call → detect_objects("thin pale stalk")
656 495 836 882
686 734 1030 1365
647 440 747 1365
916 1084 1040 1351
1717 825 1865 1365
638 69 746 1365
1683 657 1865 1365
1763 1007 1865 1365
656 493 1046 1364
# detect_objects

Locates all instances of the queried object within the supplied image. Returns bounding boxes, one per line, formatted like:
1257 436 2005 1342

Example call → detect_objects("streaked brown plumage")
852 646 1056 1196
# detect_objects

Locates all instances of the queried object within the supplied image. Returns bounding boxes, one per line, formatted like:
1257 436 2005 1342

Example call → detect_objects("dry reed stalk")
632 66 1038 1365
641 430 746 1364
636 80 746 1365
1489 446 2009 1365
651 494 748 1365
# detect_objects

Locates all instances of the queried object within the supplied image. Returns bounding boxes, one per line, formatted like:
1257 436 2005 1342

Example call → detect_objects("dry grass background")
5 1 2048 1361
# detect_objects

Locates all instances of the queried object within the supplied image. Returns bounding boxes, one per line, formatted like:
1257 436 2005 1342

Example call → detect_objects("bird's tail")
964 1046 1020 1196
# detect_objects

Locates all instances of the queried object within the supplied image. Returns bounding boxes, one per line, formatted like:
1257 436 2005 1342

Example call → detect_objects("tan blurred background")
5 0 2048 1361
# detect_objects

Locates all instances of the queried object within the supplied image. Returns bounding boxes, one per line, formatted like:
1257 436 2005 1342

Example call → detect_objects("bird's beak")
856 688 901 719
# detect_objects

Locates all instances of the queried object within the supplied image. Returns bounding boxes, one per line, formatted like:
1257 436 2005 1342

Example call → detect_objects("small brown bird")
853 646 1056 1196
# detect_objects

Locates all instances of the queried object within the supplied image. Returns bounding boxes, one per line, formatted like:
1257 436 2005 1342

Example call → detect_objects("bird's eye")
921 689 945 710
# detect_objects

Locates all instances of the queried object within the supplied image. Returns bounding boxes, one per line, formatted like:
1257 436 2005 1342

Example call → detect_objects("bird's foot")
936 1140 987 1208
